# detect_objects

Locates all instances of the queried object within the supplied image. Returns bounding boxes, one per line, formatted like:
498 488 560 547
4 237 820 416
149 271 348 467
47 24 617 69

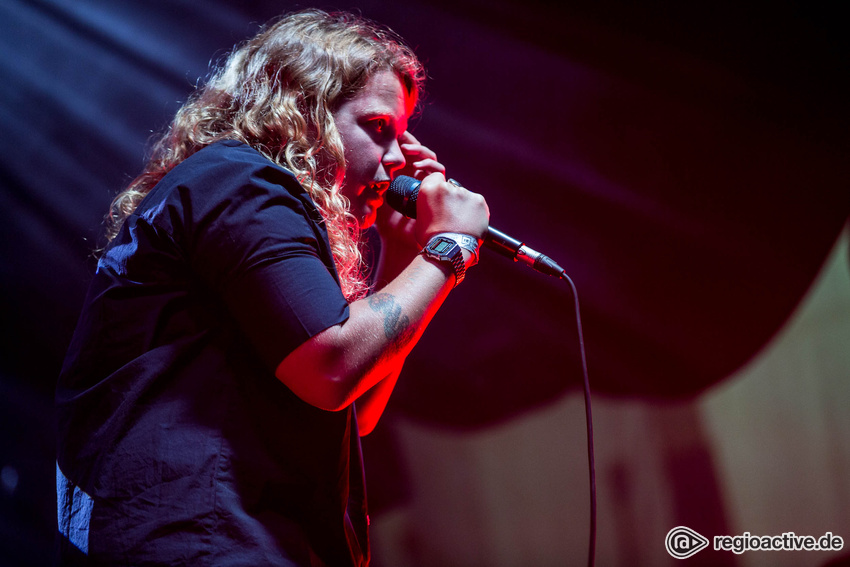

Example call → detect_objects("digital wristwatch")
421 234 466 286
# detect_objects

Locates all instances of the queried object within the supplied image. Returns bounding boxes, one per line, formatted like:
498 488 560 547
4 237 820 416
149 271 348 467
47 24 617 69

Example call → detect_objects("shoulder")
165 140 305 204
182 140 297 180
137 140 319 234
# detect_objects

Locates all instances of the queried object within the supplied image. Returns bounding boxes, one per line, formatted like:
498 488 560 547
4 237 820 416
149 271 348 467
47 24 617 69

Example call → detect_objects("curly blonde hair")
105 9 424 300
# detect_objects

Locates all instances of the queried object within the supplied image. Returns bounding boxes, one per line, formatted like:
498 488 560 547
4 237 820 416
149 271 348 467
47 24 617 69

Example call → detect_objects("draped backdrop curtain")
1 1 847 565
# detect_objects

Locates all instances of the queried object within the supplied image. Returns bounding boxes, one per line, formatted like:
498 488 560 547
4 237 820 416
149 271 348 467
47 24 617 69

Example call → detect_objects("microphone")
387 175 567 279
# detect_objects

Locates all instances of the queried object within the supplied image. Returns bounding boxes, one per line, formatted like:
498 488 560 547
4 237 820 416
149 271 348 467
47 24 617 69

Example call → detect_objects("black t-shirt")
56 140 367 566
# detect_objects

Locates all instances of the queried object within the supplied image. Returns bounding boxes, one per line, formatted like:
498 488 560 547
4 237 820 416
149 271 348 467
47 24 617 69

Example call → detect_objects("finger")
400 143 437 161
419 171 447 191
400 131 420 145
410 159 446 178
400 131 439 163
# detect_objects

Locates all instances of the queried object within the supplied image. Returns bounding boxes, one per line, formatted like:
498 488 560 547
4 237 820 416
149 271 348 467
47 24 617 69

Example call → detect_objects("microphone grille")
387 175 420 219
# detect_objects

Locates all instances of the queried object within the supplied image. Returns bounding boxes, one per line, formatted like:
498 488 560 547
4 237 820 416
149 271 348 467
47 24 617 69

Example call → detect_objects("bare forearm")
277 169 488 414
275 254 455 411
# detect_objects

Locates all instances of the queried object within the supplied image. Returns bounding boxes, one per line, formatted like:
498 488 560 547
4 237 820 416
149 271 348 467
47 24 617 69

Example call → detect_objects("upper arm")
186 144 350 374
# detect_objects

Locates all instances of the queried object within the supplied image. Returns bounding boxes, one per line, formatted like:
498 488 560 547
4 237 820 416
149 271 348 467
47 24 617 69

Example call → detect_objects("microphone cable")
560 270 596 567
471 251 596 567
481 242 596 567
387 176 596 565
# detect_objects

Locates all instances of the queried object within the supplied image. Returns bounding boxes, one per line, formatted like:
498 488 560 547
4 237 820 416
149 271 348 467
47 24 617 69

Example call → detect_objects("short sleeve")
160 141 350 370
222 256 350 372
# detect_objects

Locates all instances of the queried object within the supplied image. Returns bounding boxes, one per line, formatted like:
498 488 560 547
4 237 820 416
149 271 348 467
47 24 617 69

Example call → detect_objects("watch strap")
421 235 466 286
432 232 480 265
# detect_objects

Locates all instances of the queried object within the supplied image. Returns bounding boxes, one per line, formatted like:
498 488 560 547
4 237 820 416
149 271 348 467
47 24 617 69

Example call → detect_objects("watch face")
423 235 465 286
430 237 455 254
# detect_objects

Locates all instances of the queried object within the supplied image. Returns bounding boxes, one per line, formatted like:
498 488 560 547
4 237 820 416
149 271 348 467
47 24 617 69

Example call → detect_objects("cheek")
342 141 364 173
344 148 377 184
340 182 362 202
345 130 383 163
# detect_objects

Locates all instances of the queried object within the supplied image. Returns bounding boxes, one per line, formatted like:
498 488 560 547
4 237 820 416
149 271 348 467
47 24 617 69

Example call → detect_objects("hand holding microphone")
407 174 489 248
388 175 567 279
374 135 488 286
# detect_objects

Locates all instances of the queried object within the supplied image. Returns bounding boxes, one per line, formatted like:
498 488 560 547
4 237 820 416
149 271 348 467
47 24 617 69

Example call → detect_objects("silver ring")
447 178 462 188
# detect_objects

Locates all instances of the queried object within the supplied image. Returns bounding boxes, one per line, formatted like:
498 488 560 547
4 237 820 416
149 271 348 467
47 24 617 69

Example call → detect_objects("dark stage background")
1 1 847 565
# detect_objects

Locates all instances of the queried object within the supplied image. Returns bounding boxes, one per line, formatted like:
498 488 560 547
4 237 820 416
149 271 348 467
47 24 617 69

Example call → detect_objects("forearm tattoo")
368 292 411 341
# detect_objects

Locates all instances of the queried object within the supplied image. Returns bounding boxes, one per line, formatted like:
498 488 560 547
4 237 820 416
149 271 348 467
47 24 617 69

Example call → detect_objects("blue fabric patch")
56 462 93 555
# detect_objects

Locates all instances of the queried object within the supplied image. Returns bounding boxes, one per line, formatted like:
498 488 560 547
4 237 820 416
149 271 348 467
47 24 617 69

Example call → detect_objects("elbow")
274 323 372 412
312 350 362 411
318 376 358 412
280 368 357 412
357 413 378 436
275 353 360 412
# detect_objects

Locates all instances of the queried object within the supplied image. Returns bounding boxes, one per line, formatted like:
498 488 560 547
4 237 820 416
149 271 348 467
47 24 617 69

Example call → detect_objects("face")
334 70 415 228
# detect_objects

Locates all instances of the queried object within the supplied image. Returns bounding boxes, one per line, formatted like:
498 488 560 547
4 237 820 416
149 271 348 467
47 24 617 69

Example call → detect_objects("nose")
382 139 406 176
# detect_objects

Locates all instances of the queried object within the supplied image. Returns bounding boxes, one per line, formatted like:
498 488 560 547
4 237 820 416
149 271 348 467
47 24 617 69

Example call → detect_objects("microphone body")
386 175 566 278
